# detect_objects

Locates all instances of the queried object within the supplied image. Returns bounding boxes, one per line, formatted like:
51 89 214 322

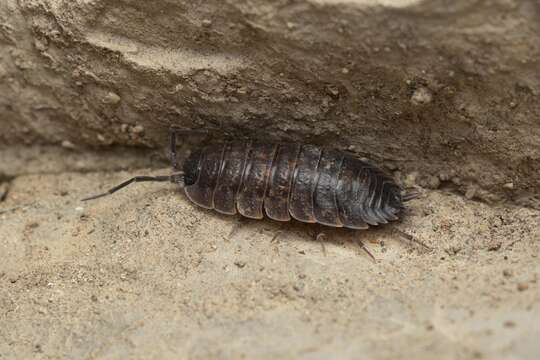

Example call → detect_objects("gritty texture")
2 0 540 359
0 147 539 360
1 0 540 207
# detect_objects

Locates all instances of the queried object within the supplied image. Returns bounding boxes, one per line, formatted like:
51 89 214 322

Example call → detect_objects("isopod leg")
391 227 432 250
315 232 327 256
357 239 377 262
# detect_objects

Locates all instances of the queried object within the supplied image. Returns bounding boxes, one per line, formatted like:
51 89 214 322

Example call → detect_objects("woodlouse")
82 128 416 229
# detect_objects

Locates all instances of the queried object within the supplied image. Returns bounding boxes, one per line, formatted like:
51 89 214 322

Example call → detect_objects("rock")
503 182 514 190
103 92 121 105
61 140 76 149
502 269 513 277
234 261 246 268
411 87 433 105
1 0 540 209
517 282 529 292
404 171 419 188
438 170 455 182
131 125 144 134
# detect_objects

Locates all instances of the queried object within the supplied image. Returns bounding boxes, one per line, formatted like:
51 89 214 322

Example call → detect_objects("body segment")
264 143 301 221
237 143 278 219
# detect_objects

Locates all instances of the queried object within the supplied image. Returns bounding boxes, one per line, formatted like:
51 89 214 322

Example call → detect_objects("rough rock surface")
1 0 540 206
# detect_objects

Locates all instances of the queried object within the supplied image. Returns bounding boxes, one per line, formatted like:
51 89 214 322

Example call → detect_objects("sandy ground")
0 147 539 359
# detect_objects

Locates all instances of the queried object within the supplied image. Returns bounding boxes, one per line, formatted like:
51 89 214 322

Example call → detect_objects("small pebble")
503 182 514 190
75 206 84 212
341 68 349 74
428 176 441 189
234 261 246 268
61 140 75 149
37 307 47 315
517 282 529 291
403 171 419 188
502 269 513 277
438 170 454 182
103 91 121 104
131 125 144 134
411 87 433 105
201 19 212 27
503 320 516 328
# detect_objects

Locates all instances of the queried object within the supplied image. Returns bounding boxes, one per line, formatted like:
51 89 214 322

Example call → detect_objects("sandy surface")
2 0 540 205
1 147 539 359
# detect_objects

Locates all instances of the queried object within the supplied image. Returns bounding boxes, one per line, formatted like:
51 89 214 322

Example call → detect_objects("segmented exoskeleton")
83 128 415 229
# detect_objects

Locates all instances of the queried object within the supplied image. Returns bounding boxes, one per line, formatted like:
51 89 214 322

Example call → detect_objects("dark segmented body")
182 142 403 229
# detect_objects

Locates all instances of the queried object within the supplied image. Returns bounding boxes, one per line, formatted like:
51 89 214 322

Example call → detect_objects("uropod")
83 128 417 231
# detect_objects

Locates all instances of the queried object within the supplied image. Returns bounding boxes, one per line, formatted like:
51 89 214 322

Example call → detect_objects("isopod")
82 128 416 229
